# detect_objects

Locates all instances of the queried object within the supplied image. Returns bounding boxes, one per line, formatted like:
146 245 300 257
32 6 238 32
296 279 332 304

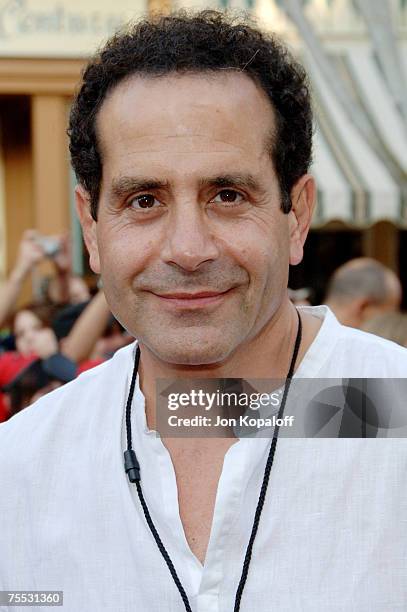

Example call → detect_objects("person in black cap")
2 353 77 417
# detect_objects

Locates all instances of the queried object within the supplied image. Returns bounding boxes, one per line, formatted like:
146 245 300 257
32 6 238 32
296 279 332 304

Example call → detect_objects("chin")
145 335 234 367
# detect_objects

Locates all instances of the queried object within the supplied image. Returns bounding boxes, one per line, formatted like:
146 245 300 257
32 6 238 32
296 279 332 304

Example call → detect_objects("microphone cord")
124 309 302 611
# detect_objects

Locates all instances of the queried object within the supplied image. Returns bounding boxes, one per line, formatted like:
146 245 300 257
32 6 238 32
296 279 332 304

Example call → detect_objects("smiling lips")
151 289 232 308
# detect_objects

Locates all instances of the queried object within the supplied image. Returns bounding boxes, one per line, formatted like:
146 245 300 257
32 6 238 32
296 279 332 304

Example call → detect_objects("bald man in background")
325 258 402 329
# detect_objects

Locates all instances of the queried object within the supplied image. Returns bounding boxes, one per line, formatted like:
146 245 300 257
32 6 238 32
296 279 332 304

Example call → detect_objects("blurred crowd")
0 230 132 422
0 232 406 423
290 257 407 346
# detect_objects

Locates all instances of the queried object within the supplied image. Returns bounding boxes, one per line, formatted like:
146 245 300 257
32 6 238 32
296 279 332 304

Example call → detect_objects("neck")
137 299 321 431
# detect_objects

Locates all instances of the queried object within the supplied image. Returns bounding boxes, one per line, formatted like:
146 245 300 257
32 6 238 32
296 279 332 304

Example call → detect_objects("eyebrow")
111 177 170 199
110 172 263 199
198 173 262 192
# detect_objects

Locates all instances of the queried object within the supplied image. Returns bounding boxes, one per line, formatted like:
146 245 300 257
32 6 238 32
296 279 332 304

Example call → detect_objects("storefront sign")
0 0 148 57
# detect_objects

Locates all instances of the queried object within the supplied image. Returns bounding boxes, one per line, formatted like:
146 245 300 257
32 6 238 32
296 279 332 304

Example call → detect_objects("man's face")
78 72 311 365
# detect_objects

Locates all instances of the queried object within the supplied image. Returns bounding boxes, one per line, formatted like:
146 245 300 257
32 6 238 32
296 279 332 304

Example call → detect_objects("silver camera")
36 236 61 258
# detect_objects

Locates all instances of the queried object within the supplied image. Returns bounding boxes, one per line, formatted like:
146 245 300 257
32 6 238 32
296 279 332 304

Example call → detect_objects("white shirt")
0 306 406 612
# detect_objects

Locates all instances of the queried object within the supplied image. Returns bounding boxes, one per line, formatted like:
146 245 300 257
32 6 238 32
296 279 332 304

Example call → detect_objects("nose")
161 201 220 271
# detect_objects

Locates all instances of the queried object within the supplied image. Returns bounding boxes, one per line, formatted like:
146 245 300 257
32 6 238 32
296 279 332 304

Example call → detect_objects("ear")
75 185 100 274
287 174 316 266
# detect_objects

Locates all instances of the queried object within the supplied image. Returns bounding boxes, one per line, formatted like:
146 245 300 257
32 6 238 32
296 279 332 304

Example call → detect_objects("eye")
211 189 245 206
128 194 162 210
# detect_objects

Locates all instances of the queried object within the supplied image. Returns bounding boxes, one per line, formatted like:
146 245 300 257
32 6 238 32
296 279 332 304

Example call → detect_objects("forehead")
96 71 276 175
14 310 40 330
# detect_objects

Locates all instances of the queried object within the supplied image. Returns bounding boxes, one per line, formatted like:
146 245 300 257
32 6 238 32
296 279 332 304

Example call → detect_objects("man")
325 257 402 328
0 11 406 612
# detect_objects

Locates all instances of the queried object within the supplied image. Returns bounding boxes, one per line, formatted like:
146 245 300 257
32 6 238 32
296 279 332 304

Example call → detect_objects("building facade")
0 0 406 304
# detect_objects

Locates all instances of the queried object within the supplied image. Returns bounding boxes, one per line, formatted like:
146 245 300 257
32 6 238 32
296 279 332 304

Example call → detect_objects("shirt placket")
131 381 270 612
132 383 204 603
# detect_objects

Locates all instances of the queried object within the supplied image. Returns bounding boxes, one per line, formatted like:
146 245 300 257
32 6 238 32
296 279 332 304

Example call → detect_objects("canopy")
307 44 407 228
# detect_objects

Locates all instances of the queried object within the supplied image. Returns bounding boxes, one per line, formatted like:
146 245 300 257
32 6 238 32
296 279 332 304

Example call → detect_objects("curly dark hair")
68 10 313 220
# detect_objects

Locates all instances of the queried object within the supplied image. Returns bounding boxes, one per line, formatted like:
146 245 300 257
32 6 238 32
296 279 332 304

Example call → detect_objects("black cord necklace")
124 309 302 612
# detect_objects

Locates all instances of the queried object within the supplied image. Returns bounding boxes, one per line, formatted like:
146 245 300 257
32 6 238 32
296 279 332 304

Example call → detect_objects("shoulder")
334 320 407 374
0 342 136 464
298 306 407 377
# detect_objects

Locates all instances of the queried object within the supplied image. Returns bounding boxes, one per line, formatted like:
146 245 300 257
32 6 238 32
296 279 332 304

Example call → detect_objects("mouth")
149 288 234 309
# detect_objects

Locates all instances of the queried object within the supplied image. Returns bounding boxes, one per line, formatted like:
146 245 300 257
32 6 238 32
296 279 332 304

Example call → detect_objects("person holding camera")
0 231 79 420
0 229 77 327
0 230 46 329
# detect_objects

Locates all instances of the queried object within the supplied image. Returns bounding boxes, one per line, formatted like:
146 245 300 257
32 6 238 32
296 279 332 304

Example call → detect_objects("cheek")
97 226 156 290
97 223 131 272
232 226 287 286
16 332 32 354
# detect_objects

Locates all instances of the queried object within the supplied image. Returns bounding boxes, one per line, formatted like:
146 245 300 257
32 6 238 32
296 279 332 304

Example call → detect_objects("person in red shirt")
0 352 37 420
0 308 58 421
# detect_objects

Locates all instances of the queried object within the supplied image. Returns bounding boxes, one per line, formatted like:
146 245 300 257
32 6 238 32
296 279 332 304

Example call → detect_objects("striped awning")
306 44 407 228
